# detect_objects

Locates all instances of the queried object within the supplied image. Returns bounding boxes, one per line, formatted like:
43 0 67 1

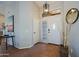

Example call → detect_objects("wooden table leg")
6 38 7 50
12 37 14 47
0 38 2 45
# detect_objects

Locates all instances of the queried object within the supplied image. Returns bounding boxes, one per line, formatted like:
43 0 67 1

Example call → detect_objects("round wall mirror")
65 8 79 56
66 8 79 24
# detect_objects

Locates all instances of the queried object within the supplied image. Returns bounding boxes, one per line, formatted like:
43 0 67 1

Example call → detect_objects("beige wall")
0 15 4 24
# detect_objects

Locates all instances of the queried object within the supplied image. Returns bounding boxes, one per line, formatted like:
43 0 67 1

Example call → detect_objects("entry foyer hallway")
0 1 79 57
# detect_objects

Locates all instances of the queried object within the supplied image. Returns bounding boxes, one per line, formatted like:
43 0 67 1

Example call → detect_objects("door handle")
48 29 50 33
34 32 36 34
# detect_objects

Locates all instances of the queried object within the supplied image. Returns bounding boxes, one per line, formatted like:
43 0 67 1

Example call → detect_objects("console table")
0 35 15 50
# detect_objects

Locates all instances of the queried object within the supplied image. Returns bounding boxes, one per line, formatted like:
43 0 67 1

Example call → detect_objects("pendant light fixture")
43 2 49 13
42 2 49 17
42 2 61 17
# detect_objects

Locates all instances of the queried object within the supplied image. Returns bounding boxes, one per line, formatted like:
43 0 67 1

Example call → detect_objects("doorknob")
34 32 36 34
48 29 50 33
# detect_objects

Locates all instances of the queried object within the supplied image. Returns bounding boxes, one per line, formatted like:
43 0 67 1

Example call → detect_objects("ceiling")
0 1 5 7
0 1 64 14
0 1 64 9
35 1 64 11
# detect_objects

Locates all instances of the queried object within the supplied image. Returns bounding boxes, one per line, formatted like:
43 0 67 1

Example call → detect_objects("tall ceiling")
35 1 64 11
0 1 64 15
0 1 64 10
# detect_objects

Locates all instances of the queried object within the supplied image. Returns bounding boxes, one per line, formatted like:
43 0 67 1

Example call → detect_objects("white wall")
0 4 5 15
4 2 19 46
18 2 40 48
17 2 34 48
31 2 40 44
64 1 79 56
4 1 40 49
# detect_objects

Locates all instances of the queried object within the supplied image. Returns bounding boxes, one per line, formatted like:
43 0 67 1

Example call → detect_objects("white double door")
42 15 62 45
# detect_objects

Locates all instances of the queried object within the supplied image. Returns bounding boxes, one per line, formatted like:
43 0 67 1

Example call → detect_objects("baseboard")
48 43 62 46
14 44 34 49
34 42 62 46
14 42 63 49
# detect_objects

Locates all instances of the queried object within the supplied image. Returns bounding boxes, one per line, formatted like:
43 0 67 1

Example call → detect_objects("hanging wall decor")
6 15 14 32
65 8 79 56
